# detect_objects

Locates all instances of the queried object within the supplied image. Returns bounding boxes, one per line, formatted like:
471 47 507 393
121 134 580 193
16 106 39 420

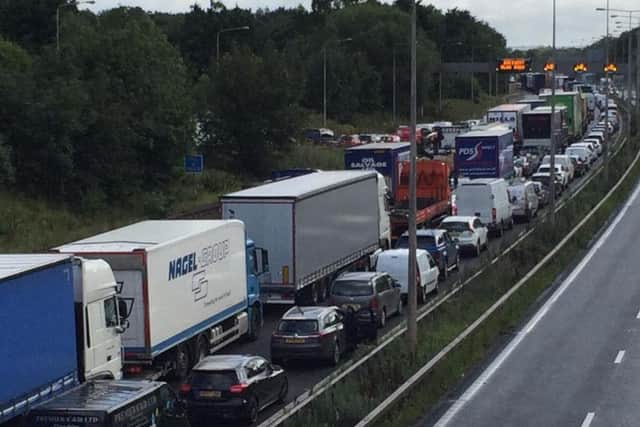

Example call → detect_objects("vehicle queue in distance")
0 78 620 427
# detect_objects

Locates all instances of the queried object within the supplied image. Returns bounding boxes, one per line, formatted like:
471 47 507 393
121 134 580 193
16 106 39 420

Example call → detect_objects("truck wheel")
247 305 262 341
195 336 209 364
174 344 190 381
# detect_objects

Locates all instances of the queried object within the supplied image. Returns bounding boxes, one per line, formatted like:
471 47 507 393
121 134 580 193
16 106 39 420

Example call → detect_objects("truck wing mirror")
115 319 130 334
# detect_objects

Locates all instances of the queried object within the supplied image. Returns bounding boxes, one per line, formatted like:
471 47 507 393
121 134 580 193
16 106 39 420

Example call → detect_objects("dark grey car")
329 272 402 328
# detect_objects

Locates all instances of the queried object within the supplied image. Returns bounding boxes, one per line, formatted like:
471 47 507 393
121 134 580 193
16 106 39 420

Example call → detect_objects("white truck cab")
73 258 125 381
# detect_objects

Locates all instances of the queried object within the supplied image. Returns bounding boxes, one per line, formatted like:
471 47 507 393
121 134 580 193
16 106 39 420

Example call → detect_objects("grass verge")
282 120 640 427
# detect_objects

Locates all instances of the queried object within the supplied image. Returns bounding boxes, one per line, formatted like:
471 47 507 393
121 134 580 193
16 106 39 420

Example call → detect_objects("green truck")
540 91 584 142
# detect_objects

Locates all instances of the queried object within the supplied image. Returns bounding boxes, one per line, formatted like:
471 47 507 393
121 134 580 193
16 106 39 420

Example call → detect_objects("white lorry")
486 104 531 149
54 220 269 380
221 171 387 305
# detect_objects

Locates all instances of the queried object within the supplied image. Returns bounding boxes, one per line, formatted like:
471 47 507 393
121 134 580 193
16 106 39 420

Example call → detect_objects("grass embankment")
0 142 343 252
282 120 640 427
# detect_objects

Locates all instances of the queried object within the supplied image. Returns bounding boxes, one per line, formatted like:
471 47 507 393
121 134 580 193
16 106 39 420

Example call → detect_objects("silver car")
329 272 402 328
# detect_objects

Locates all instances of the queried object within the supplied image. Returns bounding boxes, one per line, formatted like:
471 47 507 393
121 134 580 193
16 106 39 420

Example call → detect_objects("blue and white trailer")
344 142 410 193
54 220 269 381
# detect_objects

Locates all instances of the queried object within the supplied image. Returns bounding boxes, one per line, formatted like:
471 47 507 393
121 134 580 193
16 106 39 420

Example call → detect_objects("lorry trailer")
344 142 410 193
221 171 386 305
54 220 268 381
454 128 514 179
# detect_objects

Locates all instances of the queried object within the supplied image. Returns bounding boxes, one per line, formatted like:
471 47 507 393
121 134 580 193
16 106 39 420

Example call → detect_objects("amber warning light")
498 58 528 72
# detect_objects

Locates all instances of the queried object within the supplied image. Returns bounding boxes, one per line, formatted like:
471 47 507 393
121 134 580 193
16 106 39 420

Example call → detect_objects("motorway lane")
218 163 602 425
430 179 640 427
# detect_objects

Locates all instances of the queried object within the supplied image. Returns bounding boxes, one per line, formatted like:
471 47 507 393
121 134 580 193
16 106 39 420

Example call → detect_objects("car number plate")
285 338 306 344
199 390 221 398
342 303 361 311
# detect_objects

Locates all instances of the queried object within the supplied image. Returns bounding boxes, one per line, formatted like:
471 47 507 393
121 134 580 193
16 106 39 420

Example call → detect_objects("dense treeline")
0 0 507 209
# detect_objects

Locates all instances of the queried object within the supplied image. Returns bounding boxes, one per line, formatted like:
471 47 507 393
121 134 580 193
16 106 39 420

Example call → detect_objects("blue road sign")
184 155 204 173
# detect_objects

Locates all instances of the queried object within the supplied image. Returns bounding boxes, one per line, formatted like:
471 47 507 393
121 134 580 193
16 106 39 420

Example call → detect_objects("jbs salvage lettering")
168 239 230 281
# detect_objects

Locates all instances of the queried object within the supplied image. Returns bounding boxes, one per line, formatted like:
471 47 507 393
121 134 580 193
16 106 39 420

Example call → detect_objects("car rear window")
277 320 318 334
332 281 374 297
190 370 238 389
396 235 435 249
441 221 471 232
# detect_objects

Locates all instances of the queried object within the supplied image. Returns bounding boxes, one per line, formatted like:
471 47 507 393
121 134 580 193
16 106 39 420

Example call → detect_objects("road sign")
543 62 555 72
497 58 529 72
604 63 617 73
184 155 204 173
573 63 588 72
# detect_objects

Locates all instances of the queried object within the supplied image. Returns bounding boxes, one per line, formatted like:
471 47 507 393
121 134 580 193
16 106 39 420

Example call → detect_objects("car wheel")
378 309 386 328
396 298 403 316
246 395 259 424
330 341 341 366
277 379 288 403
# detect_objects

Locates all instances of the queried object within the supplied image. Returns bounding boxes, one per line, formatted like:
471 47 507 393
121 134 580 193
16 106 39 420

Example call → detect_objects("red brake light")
179 383 191 395
230 383 249 394
416 272 421 286
491 208 497 223
370 297 379 310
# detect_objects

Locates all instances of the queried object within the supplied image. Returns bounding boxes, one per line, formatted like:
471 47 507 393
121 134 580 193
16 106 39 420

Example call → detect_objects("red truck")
390 159 451 242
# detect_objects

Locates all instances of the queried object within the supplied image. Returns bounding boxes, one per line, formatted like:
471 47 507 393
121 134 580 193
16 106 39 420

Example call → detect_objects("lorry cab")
27 380 187 427
74 258 127 382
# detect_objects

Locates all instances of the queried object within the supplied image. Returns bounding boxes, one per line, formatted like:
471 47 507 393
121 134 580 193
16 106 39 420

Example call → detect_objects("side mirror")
116 319 130 334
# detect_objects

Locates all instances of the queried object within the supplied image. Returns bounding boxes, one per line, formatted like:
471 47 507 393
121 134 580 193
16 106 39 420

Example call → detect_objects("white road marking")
581 412 596 427
434 168 640 427
614 350 626 364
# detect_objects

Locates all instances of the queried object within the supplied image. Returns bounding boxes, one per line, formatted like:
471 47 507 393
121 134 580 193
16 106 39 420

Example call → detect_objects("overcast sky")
85 0 640 48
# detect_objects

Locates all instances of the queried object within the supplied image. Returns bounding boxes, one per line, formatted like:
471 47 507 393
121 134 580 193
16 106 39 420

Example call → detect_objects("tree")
202 46 303 175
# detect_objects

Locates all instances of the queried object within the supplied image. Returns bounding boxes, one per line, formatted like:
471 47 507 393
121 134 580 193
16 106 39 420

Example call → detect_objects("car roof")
400 229 444 237
282 306 336 320
193 354 254 371
378 248 429 258
442 216 475 222
336 271 383 281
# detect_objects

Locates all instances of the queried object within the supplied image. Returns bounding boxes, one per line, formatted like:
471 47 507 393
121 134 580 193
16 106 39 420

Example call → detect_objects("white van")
541 155 575 182
454 178 514 236
375 249 439 303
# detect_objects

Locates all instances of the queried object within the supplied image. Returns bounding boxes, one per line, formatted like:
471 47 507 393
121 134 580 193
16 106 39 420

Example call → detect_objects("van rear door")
455 184 493 224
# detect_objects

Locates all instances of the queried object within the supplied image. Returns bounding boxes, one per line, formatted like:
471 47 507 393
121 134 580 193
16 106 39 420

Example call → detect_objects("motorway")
429 172 640 427
214 144 612 425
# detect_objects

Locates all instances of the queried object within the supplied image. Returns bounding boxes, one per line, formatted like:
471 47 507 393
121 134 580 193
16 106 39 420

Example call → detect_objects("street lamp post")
613 12 640 122
216 26 250 69
322 38 352 129
550 0 557 220
57 0 95 54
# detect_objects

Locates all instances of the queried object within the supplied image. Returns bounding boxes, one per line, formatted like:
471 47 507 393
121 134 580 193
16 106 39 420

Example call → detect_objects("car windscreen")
277 319 319 334
396 235 435 248
440 221 471 232
190 370 238 389
331 281 374 297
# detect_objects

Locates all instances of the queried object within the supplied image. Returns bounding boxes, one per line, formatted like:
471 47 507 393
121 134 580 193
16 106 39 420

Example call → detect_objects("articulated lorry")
540 91 584 141
391 159 451 242
55 220 268 381
221 171 387 305
454 128 514 179
486 104 531 151
521 107 568 152
0 254 127 423
344 142 410 193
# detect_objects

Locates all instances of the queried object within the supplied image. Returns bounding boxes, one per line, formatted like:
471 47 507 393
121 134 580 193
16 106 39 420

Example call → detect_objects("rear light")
370 297 379 310
452 205 458 215
491 208 497 223
230 383 250 394
125 365 143 374
179 383 192 395
416 273 421 287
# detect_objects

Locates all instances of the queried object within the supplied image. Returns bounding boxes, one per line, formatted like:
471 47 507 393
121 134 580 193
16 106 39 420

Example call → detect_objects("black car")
181 354 287 425
270 306 376 366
